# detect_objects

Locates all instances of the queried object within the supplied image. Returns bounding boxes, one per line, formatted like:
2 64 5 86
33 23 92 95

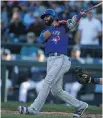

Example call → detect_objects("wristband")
75 14 81 22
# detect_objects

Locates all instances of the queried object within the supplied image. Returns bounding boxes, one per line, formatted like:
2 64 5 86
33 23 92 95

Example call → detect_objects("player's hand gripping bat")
53 2 102 27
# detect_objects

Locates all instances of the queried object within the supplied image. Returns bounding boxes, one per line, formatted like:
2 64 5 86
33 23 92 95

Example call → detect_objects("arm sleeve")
39 30 46 43
66 19 78 30
39 26 54 43
66 14 82 30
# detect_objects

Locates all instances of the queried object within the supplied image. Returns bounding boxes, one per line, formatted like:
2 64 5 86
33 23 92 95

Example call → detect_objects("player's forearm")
39 26 54 42
40 31 51 42
71 12 84 24
66 18 78 30
44 26 55 39
43 31 51 39
73 14 82 22
66 14 81 30
70 9 87 24
66 11 86 30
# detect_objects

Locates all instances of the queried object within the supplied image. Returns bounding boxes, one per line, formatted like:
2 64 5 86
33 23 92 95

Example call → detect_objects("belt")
48 52 66 57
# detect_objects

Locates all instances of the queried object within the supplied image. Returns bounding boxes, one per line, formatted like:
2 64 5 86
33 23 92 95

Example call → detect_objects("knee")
43 79 52 88
51 88 63 97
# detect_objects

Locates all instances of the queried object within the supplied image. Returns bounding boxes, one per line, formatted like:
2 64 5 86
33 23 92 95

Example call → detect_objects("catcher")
75 67 102 85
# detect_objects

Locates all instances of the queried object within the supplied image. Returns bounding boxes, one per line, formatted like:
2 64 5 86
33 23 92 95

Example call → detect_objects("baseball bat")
84 2 102 13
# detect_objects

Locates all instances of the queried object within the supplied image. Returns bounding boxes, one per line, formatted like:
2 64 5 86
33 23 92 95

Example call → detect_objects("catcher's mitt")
75 67 92 84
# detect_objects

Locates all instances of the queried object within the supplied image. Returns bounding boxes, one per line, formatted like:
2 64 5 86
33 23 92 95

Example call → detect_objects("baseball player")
75 67 103 85
18 9 88 117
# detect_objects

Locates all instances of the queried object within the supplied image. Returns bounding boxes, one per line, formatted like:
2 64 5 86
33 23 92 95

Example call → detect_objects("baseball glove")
75 67 92 84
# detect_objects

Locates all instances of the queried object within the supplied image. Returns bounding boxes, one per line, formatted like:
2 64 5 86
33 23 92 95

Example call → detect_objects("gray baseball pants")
28 55 84 114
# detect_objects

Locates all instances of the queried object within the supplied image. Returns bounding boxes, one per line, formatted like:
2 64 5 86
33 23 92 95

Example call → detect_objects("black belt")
48 52 66 57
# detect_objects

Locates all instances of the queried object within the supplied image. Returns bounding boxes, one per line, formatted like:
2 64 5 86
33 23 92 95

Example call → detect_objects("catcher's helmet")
41 9 56 19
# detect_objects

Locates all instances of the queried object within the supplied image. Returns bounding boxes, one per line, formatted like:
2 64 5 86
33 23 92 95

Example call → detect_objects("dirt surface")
1 109 102 118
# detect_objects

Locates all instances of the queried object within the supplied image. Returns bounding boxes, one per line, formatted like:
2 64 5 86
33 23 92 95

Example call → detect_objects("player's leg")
64 83 73 106
51 76 86 108
51 56 88 117
19 80 36 103
51 75 88 117
18 56 68 114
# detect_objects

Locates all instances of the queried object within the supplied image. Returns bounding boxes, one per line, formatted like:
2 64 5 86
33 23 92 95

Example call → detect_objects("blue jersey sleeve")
39 30 46 43
39 26 54 43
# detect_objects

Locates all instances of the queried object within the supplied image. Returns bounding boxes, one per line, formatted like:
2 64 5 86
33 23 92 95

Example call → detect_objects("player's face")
43 15 53 26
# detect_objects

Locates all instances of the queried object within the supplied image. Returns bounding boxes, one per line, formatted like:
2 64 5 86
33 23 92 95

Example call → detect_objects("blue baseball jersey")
40 25 69 55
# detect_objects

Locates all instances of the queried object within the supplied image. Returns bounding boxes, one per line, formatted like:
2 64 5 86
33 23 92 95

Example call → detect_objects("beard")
44 17 53 26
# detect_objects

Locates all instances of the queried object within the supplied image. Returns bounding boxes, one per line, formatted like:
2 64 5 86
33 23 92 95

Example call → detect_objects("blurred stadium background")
1 0 102 108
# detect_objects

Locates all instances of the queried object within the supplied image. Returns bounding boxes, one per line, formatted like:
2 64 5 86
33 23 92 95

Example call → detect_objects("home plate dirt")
1 110 102 118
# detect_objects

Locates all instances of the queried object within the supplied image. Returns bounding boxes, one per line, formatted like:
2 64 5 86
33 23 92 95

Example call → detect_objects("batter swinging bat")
84 2 102 13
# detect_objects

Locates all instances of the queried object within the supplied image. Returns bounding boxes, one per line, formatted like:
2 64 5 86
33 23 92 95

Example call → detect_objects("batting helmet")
41 9 56 19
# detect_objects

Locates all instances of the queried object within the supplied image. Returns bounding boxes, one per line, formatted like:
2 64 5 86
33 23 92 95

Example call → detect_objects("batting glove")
79 9 87 16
